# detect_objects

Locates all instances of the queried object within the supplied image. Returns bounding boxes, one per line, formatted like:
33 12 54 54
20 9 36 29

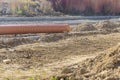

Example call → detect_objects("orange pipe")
0 24 70 35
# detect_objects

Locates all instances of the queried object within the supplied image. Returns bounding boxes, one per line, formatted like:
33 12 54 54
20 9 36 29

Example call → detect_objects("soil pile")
56 43 120 80
0 36 40 48
72 21 120 33
95 21 119 32
72 23 97 32
41 33 70 42
0 33 70 48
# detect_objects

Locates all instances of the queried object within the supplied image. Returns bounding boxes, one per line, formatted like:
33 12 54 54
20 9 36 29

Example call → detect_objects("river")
0 16 120 25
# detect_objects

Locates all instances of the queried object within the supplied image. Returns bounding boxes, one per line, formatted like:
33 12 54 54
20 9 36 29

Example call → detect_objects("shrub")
17 10 23 15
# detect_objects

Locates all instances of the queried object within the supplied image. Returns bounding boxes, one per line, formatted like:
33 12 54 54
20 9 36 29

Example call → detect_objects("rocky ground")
0 21 120 80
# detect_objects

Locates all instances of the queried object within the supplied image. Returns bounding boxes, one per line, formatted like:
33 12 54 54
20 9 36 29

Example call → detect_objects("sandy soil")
0 21 119 80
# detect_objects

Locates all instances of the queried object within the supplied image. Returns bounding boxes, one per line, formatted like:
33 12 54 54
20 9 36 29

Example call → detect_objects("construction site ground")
0 21 120 80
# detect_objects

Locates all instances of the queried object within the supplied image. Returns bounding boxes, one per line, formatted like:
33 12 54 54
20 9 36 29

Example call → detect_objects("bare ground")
0 21 120 80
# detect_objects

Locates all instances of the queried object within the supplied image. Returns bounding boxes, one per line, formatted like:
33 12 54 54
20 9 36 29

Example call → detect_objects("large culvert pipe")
0 24 70 35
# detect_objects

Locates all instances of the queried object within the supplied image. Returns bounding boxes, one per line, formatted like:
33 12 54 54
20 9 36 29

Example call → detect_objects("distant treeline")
50 0 120 15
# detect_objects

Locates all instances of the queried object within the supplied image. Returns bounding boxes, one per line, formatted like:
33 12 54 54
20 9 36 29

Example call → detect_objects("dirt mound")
95 21 119 32
72 23 97 32
55 43 120 80
0 35 40 48
41 33 70 42
72 21 120 33
0 33 69 48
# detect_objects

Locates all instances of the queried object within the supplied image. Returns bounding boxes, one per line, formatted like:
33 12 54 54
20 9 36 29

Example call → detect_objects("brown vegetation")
1 0 120 16
50 0 120 15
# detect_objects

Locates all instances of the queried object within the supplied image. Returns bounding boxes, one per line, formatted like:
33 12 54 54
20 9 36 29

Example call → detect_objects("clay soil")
0 21 120 80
